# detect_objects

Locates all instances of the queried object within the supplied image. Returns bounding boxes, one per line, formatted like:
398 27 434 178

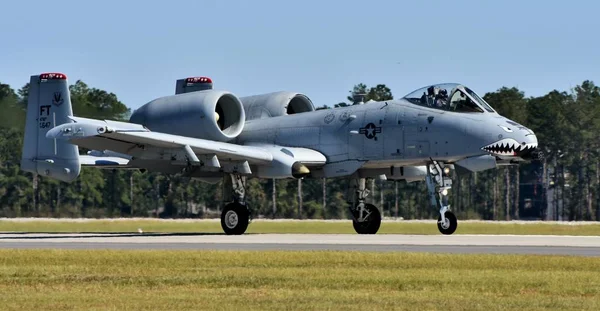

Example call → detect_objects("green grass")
0 249 598 310
1 219 600 235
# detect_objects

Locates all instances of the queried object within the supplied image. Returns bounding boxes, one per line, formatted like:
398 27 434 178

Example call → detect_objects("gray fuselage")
237 99 536 172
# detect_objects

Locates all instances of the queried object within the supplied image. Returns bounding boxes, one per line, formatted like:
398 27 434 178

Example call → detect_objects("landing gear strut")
220 175 250 235
349 178 381 234
426 161 457 235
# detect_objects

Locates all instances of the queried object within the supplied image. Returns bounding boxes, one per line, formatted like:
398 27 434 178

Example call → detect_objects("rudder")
20 73 80 182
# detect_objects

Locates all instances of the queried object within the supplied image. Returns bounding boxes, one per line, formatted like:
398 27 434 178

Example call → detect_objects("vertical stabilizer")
20 73 80 182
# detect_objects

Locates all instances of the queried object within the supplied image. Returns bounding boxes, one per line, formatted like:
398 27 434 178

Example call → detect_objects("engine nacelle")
130 90 245 142
240 91 315 120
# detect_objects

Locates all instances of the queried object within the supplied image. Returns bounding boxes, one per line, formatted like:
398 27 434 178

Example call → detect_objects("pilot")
435 88 449 109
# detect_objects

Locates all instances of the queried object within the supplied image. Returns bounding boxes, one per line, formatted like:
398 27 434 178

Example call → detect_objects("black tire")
220 202 250 235
437 211 458 235
352 203 381 234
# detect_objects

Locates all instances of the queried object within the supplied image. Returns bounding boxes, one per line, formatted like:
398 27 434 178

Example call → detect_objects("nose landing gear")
437 211 457 235
426 161 457 235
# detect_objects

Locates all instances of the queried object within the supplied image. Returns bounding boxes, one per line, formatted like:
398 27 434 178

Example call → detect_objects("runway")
1 233 600 256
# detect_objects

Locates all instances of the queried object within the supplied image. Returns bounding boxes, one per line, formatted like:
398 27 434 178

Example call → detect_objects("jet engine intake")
240 91 315 120
130 90 245 142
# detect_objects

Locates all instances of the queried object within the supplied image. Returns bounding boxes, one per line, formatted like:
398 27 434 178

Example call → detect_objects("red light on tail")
185 77 212 84
39 73 67 80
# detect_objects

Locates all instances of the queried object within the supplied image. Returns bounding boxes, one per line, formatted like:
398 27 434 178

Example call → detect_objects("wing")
47 117 326 178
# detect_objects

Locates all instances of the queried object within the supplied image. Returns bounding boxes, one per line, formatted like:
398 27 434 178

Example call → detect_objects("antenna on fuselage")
352 93 366 105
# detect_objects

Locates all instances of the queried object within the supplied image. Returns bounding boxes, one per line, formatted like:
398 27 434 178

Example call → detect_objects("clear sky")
1 0 598 110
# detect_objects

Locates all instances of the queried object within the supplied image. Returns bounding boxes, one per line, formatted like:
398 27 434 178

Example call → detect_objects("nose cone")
517 131 539 160
481 136 538 157
481 119 539 161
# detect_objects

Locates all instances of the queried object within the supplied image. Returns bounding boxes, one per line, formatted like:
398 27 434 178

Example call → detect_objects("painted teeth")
481 139 538 157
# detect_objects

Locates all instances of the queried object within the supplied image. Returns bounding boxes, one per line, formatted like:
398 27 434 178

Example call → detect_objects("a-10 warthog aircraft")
20 73 538 235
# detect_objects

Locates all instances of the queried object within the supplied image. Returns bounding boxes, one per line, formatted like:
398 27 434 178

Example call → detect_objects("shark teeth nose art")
482 138 538 157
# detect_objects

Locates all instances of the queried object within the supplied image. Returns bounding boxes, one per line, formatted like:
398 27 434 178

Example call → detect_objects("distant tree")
365 84 393 102
484 87 529 220
0 83 24 129
484 87 528 124
346 83 369 102
17 83 29 107
70 80 130 120
336 83 393 108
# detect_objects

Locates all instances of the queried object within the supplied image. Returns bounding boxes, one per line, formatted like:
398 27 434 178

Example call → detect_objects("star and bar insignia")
359 123 382 139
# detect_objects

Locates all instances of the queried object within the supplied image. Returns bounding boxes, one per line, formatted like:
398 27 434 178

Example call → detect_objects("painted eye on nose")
499 125 513 133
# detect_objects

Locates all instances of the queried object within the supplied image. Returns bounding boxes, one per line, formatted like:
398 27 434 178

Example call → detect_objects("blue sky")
1 0 598 110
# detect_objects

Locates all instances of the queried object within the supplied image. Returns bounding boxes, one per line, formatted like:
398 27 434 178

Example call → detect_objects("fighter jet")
20 73 539 235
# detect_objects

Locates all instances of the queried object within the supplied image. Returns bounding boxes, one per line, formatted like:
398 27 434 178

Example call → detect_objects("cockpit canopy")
402 83 496 113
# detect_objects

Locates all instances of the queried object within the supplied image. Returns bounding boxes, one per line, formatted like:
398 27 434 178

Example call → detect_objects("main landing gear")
220 175 251 235
349 178 382 234
426 160 457 235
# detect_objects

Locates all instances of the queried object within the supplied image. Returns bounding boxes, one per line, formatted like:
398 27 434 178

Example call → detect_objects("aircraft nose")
517 131 540 160
481 122 539 160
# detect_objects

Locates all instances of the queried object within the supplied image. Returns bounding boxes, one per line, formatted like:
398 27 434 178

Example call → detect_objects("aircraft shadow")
0 232 234 240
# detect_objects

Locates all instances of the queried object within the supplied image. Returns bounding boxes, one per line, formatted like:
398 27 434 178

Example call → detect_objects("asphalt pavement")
1 233 599 256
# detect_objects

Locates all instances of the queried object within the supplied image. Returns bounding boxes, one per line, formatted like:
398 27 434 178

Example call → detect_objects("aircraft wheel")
437 211 457 235
221 202 249 235
352 203 381 234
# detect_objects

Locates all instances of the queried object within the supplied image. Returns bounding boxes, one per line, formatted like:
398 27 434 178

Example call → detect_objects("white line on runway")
1 233 600 248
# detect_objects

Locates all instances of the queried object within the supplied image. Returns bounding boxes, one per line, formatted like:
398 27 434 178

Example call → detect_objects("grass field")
0 249 598 310
1 218 600 235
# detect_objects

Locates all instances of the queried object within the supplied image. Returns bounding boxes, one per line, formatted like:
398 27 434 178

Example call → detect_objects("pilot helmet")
439 88 448 98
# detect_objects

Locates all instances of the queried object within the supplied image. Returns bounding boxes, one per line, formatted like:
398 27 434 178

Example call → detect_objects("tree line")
0 78 599 220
